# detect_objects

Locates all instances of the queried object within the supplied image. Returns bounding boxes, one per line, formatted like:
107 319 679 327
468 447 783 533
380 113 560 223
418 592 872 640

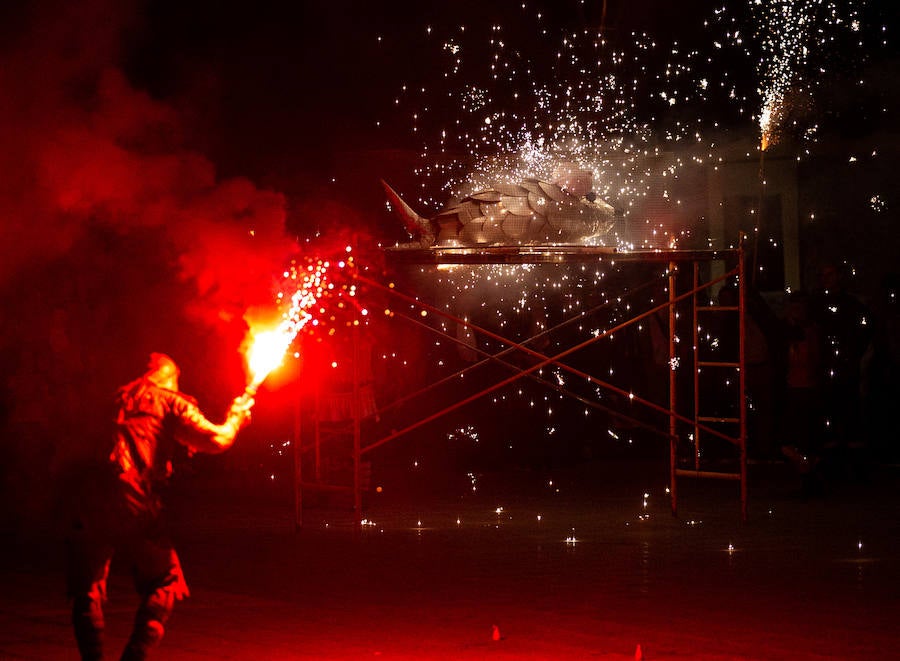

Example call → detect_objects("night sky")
0 0 897 525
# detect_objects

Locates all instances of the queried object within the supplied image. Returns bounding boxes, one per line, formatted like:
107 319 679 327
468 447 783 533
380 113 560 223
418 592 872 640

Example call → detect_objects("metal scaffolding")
292 245 748 525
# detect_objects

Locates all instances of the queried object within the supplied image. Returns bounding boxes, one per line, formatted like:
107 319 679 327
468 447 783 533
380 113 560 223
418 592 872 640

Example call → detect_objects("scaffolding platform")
292 244 749 524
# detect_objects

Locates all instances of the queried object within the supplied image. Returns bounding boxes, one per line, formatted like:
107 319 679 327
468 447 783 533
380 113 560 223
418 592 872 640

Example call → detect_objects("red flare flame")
241 248 355 393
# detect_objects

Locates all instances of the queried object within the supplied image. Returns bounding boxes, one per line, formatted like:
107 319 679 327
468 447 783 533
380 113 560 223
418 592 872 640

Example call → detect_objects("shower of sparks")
387 6 735 246
448 425 480 444
713 0 870 151
385 1 882 240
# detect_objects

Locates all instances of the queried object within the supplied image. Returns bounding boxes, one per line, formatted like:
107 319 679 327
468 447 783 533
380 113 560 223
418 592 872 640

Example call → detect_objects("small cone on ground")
635 643 643 660
492 625 501 641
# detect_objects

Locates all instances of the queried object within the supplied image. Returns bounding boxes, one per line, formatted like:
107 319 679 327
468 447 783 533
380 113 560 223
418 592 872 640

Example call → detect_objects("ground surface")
1 458 898 660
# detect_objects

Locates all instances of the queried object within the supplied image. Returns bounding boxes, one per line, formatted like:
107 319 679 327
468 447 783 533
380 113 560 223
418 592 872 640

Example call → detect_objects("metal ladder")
669 250 748 520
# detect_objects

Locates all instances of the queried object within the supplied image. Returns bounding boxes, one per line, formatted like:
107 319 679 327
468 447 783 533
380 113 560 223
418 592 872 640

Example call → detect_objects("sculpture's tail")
381 180 433 243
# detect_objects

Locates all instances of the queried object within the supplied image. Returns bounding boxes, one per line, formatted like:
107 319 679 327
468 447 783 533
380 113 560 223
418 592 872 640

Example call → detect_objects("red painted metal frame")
294 246 748 525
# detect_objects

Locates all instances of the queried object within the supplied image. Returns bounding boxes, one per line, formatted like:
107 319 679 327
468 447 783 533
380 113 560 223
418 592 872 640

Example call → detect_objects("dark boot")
119 585 174 661
119 619 164 661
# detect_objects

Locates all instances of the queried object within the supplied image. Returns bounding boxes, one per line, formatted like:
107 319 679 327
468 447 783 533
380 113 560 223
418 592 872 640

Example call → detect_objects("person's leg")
119 585 174 661
67 526 113 660
120 535 189 661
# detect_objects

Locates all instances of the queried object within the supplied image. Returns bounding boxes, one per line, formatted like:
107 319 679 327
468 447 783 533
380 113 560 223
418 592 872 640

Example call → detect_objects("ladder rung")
696 305 740 312
675 468 741 481
698 361 740 368
697 416 741 424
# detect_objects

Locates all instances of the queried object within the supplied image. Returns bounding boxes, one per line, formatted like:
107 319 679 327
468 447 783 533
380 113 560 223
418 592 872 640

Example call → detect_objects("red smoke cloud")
0 2 294 317
0 0 299 519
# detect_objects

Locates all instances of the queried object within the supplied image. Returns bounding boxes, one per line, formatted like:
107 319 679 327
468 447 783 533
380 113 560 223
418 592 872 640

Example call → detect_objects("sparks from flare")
243 256 339 391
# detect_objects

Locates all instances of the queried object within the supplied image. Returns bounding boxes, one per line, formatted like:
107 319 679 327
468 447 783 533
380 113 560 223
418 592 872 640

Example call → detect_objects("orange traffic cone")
635 643 643 660
492 625 501 641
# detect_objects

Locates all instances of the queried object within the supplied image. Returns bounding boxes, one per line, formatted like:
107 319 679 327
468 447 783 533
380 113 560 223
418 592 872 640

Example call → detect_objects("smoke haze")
0 1 298 525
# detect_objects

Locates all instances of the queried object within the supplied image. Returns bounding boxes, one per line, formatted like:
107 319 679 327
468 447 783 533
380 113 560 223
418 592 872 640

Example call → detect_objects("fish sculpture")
382 178 616 247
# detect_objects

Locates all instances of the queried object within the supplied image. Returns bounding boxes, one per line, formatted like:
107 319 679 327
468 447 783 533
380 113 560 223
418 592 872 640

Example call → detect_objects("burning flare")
246 329 293 391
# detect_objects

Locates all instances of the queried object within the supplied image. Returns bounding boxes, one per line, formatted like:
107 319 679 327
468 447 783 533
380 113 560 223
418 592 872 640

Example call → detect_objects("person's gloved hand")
226 393 255 431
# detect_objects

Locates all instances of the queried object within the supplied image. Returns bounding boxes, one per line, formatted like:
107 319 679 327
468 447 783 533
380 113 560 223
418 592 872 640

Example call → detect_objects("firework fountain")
744 0 868 279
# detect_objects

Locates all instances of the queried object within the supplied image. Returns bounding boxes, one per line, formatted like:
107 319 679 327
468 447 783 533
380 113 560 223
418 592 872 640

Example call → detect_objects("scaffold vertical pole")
692 261 701 471
669 260 679 517
352 327 362 519
313 379 322 482
293 392 303 530
738 246 749 521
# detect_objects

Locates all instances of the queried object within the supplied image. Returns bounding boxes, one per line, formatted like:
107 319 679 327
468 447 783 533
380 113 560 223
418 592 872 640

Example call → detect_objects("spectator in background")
779 291 825 493
810 262 873 481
